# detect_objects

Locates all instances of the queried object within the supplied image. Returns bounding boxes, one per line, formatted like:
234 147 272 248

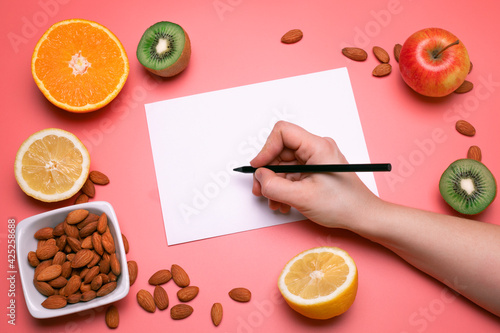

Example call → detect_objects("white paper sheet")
145 67 378 245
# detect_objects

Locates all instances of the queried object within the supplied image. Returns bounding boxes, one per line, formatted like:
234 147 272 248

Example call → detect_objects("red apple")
399 28 470 97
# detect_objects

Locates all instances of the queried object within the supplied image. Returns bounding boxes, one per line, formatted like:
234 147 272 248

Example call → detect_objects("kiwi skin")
439 159 497 215
147 30 191 77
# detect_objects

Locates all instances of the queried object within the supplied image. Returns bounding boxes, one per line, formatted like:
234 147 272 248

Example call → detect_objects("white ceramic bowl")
16 201 129 319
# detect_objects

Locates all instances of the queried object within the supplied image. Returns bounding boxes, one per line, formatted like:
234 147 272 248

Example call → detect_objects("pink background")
2 0 500 332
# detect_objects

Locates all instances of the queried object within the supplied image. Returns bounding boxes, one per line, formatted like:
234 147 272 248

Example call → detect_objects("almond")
456 120 476 136
61 261 72 278
281 29 303 44
48 276 68 289
42 295 67 309
56 235 67 251
81 236 93 249
71 249 94 268
148 269 172 285
83 266 100 284
81 178 96 198
67 292 82 304
63 275 82 296
81 290 97 302
75 193 89 204
467 145 482 161
34 227 54 240
101 231 116 254
122 233 129 254
77 213 100 229
100 257 111 274
27 251 40 267
53 222 65 237
63 221 80 239
97 213 108 234
36 244 59 260
454 80 473 94
34 260 53 279
34 280 55 297
394 43 402 63
373 46 390 63
228 287 252 302
37 264 62 282
177 286 199 302
110 253 121 276
89 170 110 185
171 264 190 287
66 236 82 252
154 285 169 310
52 251 66 266
79 221 98 239
105 305 119 329
211 303 223 327
91 275 103 291
66 209 89 224
97 281 117 297
92 232 104 256
128 261 138 286
170 304 193 320
87 251 101 268
469 61 473 73
137 289 156 313
342 47 368 61
372 63 392 77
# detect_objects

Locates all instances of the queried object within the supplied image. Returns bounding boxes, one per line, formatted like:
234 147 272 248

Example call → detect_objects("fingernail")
254 168 263 181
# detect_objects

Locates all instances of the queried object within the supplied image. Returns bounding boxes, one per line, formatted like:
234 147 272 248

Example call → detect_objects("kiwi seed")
439 159 497 215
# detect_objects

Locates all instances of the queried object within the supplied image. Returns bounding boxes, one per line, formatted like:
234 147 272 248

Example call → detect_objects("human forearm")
350 199 500 316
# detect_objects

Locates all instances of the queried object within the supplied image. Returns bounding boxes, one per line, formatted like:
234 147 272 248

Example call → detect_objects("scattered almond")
373 46 390 63
128 261 138 286
154 285 169 310
177 286 199 302
171 264 190 287
229 287 252 302
89 170 110 185
149 269 172 285
467 145 482 161
454 80 473 94
170 304 193 320
394 43 402 63
281 29 303 44
105 305 119 329
81 178 95 198
372 63 392 77
137 289 156 313
342 47 368 61
455 120 476 136
75 193 89 204
211 303 223 327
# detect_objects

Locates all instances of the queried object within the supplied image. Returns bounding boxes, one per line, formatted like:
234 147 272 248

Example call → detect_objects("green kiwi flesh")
136 21 188 73
439 159 497 215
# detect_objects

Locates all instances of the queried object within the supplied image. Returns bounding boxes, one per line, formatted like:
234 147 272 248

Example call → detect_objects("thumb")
255 168 300 206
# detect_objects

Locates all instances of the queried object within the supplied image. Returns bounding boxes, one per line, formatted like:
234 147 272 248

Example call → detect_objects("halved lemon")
278 246 358 320
14 128 90 202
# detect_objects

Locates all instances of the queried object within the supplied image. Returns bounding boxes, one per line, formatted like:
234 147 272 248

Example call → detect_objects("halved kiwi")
136 21 191 77
439 159 497 215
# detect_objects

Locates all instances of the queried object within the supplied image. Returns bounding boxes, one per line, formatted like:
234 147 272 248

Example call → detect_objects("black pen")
233 163 391 174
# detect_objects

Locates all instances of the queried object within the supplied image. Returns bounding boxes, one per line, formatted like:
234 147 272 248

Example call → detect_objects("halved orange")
32 19 129 113
14 128 90 202
278 247 358 320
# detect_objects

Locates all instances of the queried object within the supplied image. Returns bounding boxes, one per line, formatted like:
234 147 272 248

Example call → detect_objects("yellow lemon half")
15 128 90 202
278 246 358 320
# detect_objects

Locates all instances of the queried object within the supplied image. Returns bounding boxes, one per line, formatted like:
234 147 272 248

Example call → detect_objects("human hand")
250 121 379 229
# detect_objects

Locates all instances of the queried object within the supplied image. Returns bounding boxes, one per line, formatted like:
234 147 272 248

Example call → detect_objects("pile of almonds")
75 170 110 204
132 262 251 327
29 209 122 309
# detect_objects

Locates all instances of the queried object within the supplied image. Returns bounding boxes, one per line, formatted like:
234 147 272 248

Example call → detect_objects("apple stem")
433 40 460 58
